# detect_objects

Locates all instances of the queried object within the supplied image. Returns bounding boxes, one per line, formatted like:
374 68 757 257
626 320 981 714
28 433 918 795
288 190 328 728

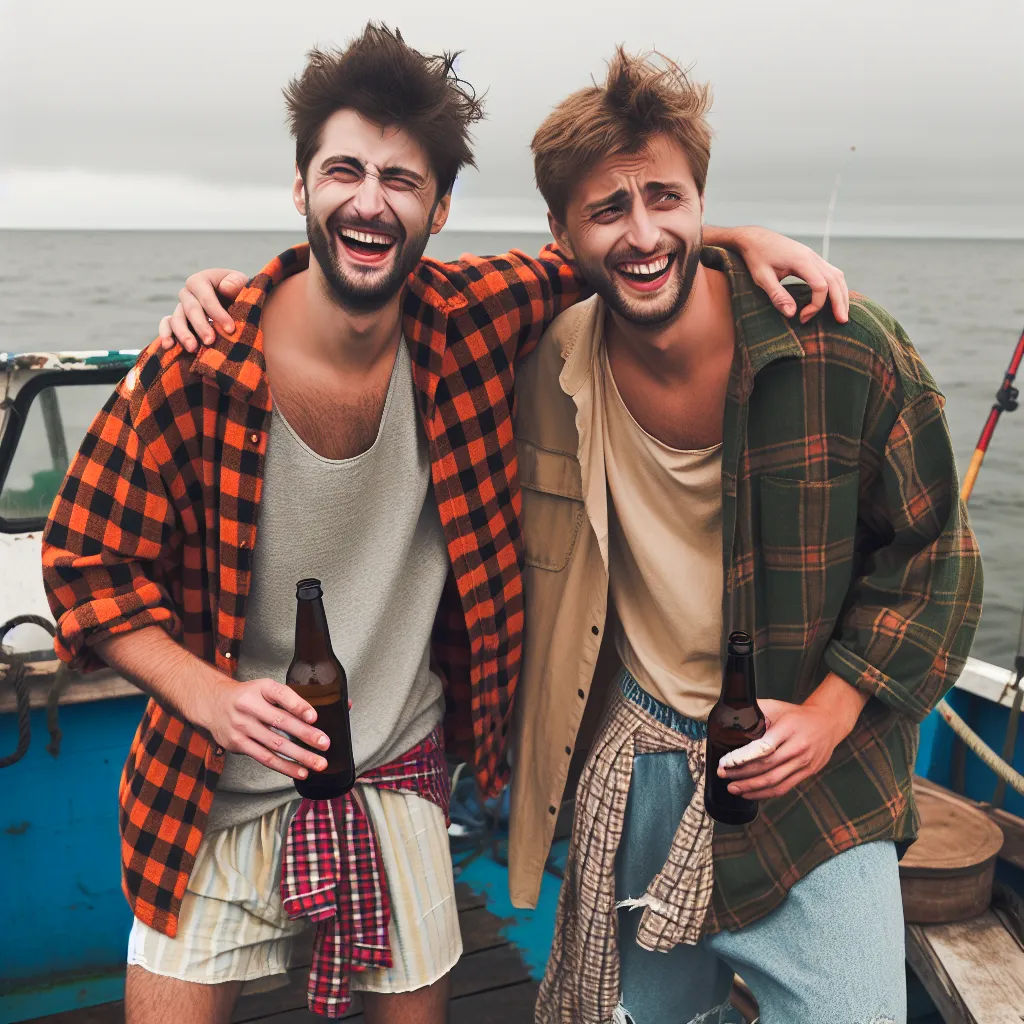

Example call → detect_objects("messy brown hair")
531 48 713 222
284 23 484 197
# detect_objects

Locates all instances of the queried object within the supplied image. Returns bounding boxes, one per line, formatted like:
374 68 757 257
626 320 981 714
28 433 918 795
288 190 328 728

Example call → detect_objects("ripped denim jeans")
614 746 907 1024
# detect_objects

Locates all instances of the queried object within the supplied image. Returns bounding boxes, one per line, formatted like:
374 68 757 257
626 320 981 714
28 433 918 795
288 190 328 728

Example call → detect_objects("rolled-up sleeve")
42 376 180 673
824 389 984 721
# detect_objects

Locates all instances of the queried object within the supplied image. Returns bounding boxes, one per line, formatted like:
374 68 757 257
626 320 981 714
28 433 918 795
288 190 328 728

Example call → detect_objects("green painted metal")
0 351 140 374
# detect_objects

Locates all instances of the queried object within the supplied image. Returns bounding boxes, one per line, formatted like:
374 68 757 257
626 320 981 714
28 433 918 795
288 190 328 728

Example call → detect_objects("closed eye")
381 173 423 192
326 165 362 182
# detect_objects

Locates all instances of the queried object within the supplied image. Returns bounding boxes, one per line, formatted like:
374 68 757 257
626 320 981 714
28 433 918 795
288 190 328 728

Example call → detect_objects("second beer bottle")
704 630 767 825
286 578 356 800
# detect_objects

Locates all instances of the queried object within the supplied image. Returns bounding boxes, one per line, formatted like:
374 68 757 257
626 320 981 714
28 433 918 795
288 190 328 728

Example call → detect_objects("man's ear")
293 166 306 216
430 193 452 234
548 211 574 259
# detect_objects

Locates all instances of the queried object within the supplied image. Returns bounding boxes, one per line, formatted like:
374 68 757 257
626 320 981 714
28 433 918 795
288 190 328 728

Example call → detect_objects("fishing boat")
1 347 1022 1024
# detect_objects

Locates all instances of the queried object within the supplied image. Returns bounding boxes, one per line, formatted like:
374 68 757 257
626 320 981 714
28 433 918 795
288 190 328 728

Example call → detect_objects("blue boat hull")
0 697 146 1023
1 690 1022 1022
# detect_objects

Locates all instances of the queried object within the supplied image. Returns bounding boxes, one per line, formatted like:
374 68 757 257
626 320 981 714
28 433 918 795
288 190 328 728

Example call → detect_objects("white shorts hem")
351 938 463 996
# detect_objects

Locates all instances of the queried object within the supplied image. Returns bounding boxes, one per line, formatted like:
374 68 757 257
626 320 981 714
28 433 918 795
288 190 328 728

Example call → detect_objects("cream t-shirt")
599 346 724 719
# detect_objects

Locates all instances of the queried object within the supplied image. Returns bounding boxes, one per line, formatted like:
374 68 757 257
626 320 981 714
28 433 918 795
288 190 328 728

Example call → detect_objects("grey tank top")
206 340 450 831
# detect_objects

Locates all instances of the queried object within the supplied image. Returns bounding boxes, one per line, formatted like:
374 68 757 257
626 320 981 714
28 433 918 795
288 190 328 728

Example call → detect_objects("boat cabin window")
0 383 112 527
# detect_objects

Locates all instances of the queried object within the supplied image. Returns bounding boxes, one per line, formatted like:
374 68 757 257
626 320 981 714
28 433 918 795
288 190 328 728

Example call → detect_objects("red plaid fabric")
281 728 451 1018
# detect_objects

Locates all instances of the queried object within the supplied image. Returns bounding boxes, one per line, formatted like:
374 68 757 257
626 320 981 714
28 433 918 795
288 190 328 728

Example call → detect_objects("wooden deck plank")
29 886 523 1024
256 979 539 1024
906 911 1024 1024
253 946 534 1023
231 903 515 1021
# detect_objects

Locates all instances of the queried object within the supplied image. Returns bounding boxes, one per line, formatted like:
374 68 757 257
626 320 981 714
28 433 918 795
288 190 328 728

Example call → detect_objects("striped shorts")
126 786 462 995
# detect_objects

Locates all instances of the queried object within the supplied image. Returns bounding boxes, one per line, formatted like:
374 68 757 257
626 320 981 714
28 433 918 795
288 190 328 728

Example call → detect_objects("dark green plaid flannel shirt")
706 247 983 931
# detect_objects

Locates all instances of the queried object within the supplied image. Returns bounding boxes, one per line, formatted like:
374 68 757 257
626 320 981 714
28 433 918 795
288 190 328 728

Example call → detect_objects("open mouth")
615 252 675 292
337 227 398 264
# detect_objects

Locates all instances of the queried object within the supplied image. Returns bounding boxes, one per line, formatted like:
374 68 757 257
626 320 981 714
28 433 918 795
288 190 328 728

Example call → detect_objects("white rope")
936 698 1024 797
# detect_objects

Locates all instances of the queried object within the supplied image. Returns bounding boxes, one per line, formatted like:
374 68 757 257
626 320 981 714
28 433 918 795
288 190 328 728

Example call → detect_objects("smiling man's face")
295 108 450 312
553 135 704 327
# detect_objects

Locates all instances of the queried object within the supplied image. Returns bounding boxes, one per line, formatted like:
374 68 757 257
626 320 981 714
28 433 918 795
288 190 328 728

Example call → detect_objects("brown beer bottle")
704 630 767 825
286 578 356 799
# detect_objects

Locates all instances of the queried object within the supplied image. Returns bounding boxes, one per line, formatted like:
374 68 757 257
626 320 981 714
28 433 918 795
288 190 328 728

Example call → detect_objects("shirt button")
592 625 600 635
250 432 259 444
565 745 572 755
224 651 232 660
214 746 225 756
577 688 585 699
548 805 557 815
239 539 248 549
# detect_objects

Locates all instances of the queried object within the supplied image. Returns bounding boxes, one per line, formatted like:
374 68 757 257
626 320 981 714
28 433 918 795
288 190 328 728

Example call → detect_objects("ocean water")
2 230 1023 666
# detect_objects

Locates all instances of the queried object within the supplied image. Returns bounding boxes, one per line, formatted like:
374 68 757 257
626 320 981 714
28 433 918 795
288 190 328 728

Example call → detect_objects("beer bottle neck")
721 653 757 705
294 597 335 662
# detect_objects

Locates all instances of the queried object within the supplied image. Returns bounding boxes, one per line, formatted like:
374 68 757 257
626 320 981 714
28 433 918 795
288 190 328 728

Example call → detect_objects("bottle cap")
296 578 323 600
727 630 754 657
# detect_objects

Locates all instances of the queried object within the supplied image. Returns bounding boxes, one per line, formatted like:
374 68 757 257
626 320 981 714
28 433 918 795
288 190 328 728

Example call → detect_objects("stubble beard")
306 208 433 314
580 230 703 328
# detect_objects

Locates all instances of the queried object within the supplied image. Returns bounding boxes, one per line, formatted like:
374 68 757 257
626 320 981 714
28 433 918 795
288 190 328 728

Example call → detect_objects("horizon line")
3 225 1024 242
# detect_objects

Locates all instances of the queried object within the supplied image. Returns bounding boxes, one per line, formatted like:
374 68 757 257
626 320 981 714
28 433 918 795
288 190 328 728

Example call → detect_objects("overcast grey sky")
2 0 1022 236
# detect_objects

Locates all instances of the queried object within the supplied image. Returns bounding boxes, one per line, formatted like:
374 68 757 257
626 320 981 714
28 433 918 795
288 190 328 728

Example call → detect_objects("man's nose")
350 173 386 221
624 205 660 253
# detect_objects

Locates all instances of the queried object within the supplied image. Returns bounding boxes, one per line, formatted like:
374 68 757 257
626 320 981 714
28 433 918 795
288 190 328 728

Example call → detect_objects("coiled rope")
0 615 65 768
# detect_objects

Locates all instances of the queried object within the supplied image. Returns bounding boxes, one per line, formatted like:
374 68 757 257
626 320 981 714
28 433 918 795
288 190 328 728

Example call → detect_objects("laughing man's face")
295 108 450 312
552 135 704 327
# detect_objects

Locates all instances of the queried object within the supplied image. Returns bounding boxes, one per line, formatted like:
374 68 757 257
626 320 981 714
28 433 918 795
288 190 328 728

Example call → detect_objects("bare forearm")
702 225 741 249
95 626 226 730
96 627 329 779
805 671 871 740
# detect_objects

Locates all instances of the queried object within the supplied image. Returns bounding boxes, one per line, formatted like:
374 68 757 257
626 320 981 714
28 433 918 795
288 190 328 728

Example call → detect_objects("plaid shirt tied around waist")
537 680 714 1024
281 727 450 1018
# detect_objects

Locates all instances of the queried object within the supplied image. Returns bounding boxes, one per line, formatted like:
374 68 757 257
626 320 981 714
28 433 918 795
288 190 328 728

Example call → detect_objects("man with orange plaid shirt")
43 24 847 1024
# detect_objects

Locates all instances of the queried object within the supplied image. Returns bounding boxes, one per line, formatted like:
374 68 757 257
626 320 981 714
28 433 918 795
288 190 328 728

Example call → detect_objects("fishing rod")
960 324 1024 503
946 322 1024 802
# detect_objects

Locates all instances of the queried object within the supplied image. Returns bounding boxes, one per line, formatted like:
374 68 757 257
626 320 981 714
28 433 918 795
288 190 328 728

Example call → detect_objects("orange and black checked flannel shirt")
41 243 584 936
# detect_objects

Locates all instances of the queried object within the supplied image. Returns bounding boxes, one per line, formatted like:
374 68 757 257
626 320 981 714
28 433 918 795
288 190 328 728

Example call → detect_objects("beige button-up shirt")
509 293 621 909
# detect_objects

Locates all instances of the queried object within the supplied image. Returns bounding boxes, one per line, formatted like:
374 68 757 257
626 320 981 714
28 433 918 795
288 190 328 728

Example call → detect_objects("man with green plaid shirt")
511 50 983 1024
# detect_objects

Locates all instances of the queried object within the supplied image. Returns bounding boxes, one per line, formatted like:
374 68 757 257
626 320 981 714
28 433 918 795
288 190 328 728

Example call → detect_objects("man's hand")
158 269 248 353
717 672 869 801
96 626 333 782
706 225 849 325
191 675 333 781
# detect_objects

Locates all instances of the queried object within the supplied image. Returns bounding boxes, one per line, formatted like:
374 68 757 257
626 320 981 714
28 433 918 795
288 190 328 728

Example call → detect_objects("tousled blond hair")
532 48 713 222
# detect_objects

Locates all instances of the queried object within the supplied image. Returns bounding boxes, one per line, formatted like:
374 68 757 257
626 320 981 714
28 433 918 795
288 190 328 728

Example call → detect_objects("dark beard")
581 232 702 327
306 208 433 313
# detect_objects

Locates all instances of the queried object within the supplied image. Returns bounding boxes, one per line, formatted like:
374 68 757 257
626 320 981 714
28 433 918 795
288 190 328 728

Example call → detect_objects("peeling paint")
5 820 31 835
0 350 139 373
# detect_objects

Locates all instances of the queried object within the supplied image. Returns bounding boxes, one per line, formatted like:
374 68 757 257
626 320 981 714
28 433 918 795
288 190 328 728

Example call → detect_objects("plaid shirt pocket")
759 470 861 677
